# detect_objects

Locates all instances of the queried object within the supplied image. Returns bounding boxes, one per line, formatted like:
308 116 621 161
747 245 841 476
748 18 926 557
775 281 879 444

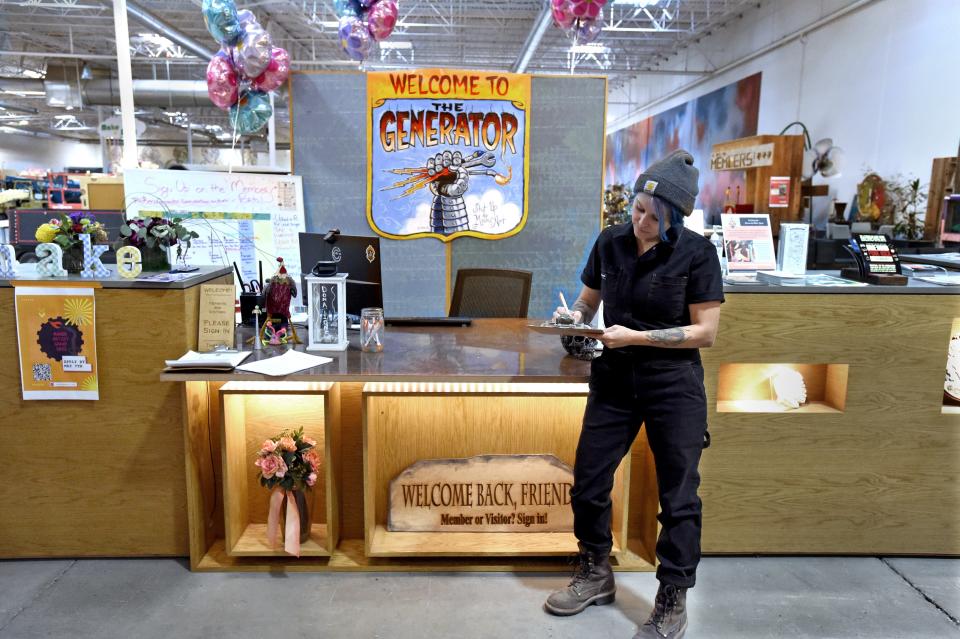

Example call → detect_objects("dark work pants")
571 356 708 588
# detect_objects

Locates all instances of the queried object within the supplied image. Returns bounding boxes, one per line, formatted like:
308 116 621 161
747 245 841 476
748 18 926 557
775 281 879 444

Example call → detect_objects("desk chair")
449 268 533 318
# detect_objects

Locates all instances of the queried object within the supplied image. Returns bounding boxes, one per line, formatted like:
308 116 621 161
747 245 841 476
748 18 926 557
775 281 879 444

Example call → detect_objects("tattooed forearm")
645 327 689 345
572 299 597 324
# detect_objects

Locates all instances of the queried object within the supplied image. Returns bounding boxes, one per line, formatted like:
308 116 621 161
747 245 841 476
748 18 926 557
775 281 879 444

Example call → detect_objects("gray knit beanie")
633 149 700 216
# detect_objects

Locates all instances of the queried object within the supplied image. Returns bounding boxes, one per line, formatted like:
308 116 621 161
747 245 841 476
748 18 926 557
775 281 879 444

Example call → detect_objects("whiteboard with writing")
123 169 306 305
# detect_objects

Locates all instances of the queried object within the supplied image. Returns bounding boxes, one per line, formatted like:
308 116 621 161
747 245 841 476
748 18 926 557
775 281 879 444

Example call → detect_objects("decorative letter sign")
79 234 110 279
115 246 143 279
0 245 17 278
35 243 67 277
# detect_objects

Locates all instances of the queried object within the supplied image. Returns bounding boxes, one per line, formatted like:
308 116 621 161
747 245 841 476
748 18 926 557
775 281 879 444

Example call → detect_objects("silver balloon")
231 21 273 79
236 8 257 27
574 17 602 44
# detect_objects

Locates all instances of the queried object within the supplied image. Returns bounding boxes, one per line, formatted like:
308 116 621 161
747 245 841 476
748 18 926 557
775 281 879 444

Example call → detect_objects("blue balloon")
333 0 361 18
202 0 242 45
229 90 273 135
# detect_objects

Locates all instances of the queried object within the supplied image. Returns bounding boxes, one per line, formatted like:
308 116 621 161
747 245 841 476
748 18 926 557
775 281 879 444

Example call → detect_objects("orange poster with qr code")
15 286 99 400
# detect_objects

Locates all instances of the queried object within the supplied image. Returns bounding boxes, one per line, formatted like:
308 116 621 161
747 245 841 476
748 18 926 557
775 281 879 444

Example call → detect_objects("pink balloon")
552 0 576 29
206 51 238 110
367 0 398 41
570 0 606 20
251 48 290 92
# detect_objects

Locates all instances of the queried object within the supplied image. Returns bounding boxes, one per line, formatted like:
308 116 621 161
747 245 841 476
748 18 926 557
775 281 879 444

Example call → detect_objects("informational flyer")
15 286 99 400
367 69 531 241
777 223 810 275
769 176 790 208
852 233 902 275
721 213 777 271
198 284 236 351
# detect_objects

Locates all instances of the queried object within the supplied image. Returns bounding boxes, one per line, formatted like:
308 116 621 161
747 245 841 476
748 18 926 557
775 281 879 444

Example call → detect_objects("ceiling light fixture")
2 90 46 97
569 44 611 54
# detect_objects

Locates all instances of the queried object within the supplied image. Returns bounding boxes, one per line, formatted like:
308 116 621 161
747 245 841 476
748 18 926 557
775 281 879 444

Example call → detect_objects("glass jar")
360 307 384 353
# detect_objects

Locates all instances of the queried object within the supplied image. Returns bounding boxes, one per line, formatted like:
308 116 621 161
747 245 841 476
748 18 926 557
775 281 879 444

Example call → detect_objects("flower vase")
141 244 171 272
280 489 312 544
62 243 84 274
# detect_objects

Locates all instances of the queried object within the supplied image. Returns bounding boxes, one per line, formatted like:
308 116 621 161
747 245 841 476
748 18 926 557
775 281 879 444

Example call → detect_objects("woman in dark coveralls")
545 150 723 639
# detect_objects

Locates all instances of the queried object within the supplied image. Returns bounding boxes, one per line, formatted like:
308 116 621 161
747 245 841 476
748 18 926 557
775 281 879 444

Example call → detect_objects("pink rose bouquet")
254 427 319 491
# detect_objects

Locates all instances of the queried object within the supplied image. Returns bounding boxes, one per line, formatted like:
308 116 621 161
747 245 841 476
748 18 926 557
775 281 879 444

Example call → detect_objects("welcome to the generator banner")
366 69 531 242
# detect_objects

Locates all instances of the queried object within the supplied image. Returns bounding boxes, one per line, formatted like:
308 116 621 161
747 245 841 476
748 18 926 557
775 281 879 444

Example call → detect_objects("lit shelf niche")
716 363 849 414
944 318 960 415
220 381 340 557
362 382 639 559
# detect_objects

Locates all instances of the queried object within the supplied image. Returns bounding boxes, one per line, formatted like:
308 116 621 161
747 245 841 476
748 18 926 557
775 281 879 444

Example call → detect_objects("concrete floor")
0 557 957 638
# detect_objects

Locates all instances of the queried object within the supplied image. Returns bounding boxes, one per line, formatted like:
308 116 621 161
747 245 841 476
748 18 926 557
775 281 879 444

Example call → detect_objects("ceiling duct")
2 75 280 108
83 79 211 107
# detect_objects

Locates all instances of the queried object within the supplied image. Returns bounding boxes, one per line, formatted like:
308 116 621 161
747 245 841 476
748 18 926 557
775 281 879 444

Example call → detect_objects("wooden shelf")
716 363 848 413
362 388 640 560
368 525 624 558
194 538 653 573
232 523 330 557
220 384 341 558
362 382 589 396
717 400 843 414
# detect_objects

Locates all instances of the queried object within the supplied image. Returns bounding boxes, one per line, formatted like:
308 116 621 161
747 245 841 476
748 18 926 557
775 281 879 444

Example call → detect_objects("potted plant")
603 183 631 228
254 427 320 555
114 216 199 271
888 176 927 241
34 212 109 273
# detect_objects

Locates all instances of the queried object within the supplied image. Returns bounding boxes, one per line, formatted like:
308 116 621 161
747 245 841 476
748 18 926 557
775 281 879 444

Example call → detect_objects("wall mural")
605 72 762 222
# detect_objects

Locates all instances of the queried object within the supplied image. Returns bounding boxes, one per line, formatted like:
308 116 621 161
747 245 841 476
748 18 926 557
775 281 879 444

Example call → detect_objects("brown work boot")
633 582 688 638
543 543 616 616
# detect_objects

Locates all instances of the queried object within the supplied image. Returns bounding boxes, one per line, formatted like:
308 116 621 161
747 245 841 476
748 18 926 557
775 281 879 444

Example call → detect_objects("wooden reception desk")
2 272 958 570
0 267 233 558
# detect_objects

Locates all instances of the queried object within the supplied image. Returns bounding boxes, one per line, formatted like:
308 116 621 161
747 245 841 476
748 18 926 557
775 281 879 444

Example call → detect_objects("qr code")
32 363 52 382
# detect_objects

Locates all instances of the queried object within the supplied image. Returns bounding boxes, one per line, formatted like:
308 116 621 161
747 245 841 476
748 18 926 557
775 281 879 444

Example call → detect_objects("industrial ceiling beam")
511 0 553 74
99 0 216 60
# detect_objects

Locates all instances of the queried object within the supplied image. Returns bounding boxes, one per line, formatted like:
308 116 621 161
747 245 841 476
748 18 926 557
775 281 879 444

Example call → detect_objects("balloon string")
229 92 242 174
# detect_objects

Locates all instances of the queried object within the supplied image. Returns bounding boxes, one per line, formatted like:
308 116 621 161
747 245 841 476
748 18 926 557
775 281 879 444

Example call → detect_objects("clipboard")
527 323 604 337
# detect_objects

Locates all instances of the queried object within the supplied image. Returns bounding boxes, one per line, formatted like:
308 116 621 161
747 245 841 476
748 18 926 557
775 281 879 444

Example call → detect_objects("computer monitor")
298 232 383 317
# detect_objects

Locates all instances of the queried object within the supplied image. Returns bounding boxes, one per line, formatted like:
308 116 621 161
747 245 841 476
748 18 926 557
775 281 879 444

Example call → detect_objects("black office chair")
448 268 533 318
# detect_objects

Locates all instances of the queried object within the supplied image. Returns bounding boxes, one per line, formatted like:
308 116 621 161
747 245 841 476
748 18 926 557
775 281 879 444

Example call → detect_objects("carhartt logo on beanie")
633 149 700 216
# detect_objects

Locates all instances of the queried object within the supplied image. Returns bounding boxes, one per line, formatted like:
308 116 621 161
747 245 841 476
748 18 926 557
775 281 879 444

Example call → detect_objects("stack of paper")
756 270 806 284
235 349 333 376
915 275 960 287
723 273 760 285
164 350 251 370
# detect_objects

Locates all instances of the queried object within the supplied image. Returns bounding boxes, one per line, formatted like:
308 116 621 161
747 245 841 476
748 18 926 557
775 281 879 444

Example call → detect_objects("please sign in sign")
388 455 574 532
